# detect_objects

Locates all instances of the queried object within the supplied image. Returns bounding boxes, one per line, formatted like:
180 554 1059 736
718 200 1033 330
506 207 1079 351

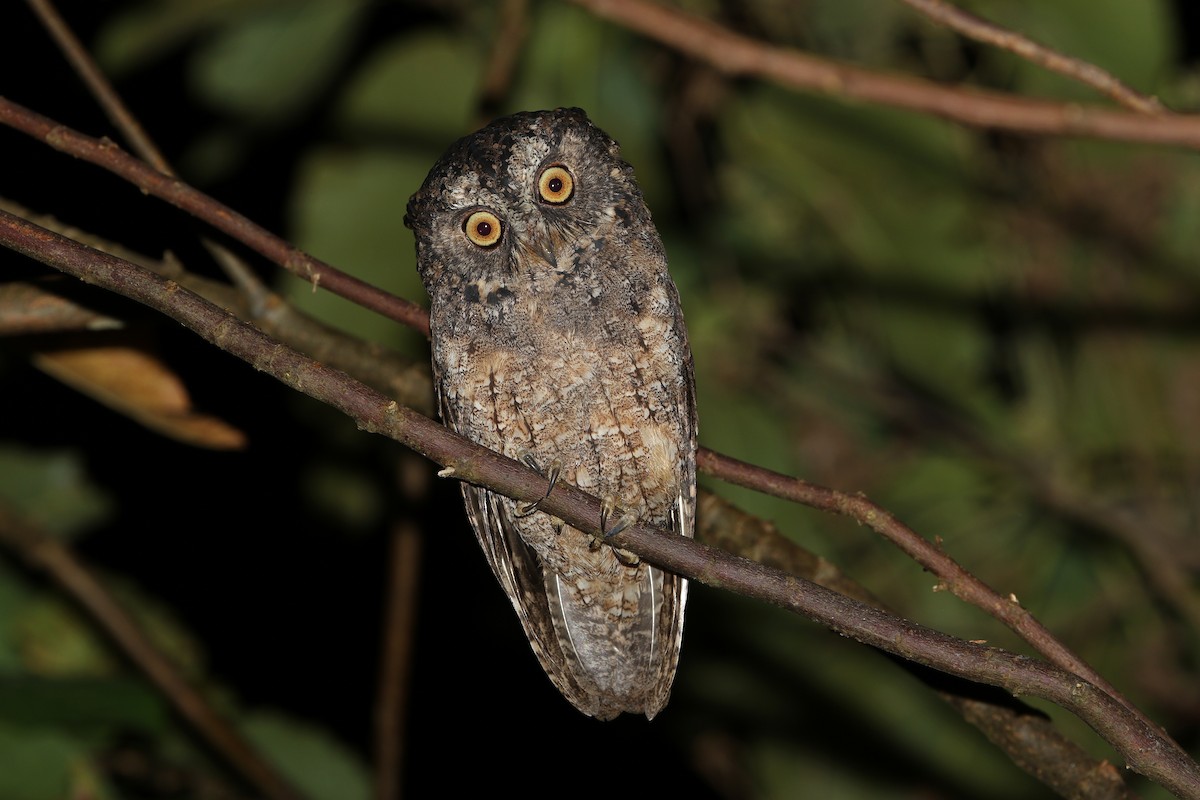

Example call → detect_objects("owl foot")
515 455 561 517
599 496 635 537
597 498 640 565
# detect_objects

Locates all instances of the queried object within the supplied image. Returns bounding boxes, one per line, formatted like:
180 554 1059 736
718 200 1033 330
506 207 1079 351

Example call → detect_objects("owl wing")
642 320 698 718
435 370 610 717
433 311 698 721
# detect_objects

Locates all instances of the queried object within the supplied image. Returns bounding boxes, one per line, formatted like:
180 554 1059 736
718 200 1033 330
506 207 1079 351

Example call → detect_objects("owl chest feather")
433 268 687 521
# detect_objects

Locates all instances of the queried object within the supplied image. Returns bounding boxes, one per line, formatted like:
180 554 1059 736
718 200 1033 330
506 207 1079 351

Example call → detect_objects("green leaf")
95 0 252 75
718 88 976 276
189 0 369 125
0 721 97 800
336 32 481 140
286 146 434 346
0 446 111 539
979 0 1173 100
243 711 370 800
12 598 117 678
0 677 166 733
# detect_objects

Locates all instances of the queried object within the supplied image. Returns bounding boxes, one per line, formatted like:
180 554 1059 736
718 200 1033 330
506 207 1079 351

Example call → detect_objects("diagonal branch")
567 0 1200 149
0 96 429 336
697 493 1140 800
895 0 1164 114
696 448 1170 743
25 0 173 171
3 209 1198 799
0 502 304 800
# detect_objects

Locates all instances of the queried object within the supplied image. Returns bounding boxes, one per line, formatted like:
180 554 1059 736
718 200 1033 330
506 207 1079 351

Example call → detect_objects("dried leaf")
33 342 246 450
0 280 123 335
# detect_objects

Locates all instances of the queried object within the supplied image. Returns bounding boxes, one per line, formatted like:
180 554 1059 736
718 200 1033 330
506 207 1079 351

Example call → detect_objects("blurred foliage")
2 0 1199 797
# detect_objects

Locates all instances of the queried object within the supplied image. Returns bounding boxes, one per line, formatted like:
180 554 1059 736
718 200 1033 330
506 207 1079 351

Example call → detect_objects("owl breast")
436 252 689 526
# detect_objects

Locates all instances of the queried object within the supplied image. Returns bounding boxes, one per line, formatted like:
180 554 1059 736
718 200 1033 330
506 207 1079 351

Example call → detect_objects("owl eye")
537 165 574 204
463 210 503 248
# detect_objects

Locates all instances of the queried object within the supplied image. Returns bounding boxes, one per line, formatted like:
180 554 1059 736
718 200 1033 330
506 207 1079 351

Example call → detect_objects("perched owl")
404 108 696 720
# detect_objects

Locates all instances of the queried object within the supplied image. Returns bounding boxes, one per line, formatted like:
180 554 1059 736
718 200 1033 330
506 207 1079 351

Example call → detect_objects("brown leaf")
0 279 124 334
33 341 246 450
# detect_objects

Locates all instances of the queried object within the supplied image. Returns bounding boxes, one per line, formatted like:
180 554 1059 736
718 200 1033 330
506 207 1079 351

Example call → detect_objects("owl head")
404 108 656 292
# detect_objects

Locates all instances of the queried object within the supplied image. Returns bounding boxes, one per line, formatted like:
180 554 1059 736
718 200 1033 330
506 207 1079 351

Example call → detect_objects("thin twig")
26 0 320 355
697 493 1140 800
374 524 420 800
896 0 1164 114
25 0 174 171
475 0 530 124
0 96 430 336
695 447 1174 745
0 197 433 414
0 502 303 800
3 211 1197 799
567 0 1200 149
374 457 425 800
821 352 1200 648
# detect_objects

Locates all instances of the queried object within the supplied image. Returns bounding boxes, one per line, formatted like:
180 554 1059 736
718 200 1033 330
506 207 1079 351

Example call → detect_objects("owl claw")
613 548 640 567
599 497 636 538
598 499 641 564
516 456 561 517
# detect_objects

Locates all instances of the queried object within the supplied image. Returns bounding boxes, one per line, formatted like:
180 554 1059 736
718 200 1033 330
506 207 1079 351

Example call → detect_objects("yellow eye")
537 166 574 204
463 210 503 248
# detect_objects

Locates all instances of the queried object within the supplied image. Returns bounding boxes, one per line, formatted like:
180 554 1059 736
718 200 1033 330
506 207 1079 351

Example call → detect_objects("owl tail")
544 561 672 719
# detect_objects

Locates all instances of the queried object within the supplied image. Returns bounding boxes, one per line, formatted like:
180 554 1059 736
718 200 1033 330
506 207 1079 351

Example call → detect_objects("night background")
2 1 1200 798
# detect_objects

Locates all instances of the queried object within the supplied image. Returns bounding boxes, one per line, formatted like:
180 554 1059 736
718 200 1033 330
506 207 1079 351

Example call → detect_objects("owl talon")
597 499 640 564
599 497 635 538
613 548 640 567
515 456 561 517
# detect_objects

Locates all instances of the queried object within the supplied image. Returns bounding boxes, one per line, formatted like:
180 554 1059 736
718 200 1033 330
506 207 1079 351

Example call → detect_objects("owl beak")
537 239 559 270
524 226 565 271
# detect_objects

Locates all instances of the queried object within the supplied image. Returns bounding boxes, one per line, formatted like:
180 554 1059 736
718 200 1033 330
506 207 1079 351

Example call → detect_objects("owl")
404 108 696 720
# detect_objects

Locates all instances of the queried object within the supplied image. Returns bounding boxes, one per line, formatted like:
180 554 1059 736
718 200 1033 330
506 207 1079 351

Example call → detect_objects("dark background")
3 2 1199 798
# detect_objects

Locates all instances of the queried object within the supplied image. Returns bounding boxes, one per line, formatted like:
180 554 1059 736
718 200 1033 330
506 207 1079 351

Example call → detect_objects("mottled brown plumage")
405 108 696 719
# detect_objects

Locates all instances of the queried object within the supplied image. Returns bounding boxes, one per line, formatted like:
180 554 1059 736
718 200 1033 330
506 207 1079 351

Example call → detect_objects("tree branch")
567 0 1200 149
8 198 1131 799
697 492 1140 800
25 0 174 171
0 96 429 336
894 0 1164 114
0 196 433 414
696 448 1169 742
3 210 1197 799
0 501 304 800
